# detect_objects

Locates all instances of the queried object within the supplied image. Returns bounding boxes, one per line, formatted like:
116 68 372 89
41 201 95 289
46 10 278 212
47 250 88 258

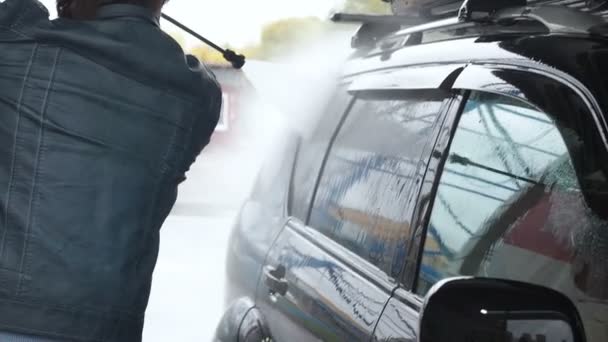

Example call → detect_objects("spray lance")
56 0 246 68
161 14 246 69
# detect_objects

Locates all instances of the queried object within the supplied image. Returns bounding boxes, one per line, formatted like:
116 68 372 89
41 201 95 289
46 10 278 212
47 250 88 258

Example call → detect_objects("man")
0 0 221 341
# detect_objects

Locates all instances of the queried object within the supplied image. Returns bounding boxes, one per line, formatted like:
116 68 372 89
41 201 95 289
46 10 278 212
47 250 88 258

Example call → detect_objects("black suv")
215 1 608 341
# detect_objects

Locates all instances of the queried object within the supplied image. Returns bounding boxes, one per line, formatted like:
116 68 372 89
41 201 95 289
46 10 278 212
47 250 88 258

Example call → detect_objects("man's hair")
57 0 167 18
95 0 167 9
102 0 167 8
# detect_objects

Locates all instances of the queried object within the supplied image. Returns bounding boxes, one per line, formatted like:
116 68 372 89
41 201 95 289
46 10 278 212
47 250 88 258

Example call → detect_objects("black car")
215 1 608 341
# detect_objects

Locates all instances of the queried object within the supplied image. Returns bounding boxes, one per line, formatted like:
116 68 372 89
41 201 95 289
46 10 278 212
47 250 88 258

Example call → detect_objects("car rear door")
373 63 608 342
370 91 466 341
251 84 355 342
255 65 464 341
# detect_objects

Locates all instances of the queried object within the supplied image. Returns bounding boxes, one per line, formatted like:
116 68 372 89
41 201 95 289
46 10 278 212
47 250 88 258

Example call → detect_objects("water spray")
161 13 246 69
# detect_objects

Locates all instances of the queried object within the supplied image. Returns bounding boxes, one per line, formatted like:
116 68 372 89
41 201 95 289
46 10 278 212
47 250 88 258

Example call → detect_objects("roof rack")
332 0 608 48
330 13 426 25
330 13 427 48
388 0 608 20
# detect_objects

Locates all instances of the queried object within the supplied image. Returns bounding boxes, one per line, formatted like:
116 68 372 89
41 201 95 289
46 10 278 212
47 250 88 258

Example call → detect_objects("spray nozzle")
161 13 246 69
222 49 246 69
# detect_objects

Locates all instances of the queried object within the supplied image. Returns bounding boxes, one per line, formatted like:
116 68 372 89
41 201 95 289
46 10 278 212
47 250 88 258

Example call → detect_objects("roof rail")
587 0 608 10
330 13 427 48
388 1 606 40
330 13 426 26
336 1 607 49
458 0 526 21
529 0 608 14
456 0 606 34
389 0 608 19
488 5 605 33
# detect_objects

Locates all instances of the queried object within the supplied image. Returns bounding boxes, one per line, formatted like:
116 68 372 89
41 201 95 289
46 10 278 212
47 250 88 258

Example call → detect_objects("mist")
144 22 358 342
237 24 357 177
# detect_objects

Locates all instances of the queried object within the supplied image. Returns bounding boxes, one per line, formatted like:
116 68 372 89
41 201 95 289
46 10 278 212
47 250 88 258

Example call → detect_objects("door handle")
263 264 288 297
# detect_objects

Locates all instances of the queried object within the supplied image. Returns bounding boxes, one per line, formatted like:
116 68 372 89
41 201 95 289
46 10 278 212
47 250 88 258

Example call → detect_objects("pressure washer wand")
161 13 246 69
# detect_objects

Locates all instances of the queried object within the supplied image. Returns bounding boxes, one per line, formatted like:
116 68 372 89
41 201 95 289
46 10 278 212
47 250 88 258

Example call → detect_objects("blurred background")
39 0 390 340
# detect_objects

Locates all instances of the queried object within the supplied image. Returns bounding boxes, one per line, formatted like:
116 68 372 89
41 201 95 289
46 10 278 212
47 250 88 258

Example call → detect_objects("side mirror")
419 277 586 342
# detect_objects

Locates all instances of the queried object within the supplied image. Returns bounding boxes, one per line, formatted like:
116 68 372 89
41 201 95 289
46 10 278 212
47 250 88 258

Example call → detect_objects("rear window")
417 91 608 342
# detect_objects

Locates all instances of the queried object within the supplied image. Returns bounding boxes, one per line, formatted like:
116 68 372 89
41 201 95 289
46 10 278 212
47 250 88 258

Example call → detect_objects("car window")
289 87 353 221
417 92 608 342
309 91 448 275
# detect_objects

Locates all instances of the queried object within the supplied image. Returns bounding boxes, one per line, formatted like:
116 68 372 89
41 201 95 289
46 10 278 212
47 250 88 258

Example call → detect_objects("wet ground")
143 214 235 342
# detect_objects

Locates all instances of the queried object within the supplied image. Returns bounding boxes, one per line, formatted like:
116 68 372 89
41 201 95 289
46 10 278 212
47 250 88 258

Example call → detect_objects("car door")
373 65 608 342
256 65 463 341
370 90 465 342
251 83 354 342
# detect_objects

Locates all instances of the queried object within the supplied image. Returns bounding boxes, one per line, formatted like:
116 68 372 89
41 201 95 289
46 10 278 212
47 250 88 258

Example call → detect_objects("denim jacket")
0 1 221 340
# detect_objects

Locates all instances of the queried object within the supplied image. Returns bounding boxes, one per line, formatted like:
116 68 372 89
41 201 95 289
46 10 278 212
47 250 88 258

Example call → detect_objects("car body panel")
217 31 608 341
254 85 457 340
216 129 299 342
255 219 396 341
394 54 608 341
347 64 465 92
254 219 330 341
371 289 422 342
214 298 263 342
371 93 466 342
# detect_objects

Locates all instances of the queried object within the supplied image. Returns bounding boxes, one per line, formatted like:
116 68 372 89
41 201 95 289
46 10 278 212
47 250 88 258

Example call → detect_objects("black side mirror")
419 277 586 342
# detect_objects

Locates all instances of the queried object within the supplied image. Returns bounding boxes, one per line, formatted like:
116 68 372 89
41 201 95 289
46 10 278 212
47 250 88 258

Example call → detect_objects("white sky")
39 0 344 47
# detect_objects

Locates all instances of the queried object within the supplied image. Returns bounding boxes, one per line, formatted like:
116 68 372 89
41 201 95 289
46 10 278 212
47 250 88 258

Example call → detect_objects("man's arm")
179 64 223 183
0 0 49 29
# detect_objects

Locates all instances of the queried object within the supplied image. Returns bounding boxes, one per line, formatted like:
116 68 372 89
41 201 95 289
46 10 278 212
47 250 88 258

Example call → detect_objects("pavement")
143 214 236 342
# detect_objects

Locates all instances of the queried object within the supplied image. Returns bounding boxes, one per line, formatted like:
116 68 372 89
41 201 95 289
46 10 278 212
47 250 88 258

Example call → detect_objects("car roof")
339 1 608 76
342 33 607 76
341 31 608 132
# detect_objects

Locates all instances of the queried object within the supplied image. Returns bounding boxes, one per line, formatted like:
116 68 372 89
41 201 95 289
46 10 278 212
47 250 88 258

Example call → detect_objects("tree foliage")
189 45 227 65
169 0 390 64
187 17 327 64
167 31 186 49
253 17 327 60
342 0 391 14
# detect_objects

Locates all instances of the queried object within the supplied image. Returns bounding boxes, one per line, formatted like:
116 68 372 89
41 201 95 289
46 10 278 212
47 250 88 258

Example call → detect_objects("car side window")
289 87 353 221
417 91 608 342
309 91 448 275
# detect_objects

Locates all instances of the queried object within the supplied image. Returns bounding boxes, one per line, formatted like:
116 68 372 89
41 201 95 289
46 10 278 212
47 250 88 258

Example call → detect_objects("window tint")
310 91 447 274
417 92 608 342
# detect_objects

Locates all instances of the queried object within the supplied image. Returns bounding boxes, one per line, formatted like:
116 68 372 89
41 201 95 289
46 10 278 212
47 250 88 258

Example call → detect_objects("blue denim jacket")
0 1 221 341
